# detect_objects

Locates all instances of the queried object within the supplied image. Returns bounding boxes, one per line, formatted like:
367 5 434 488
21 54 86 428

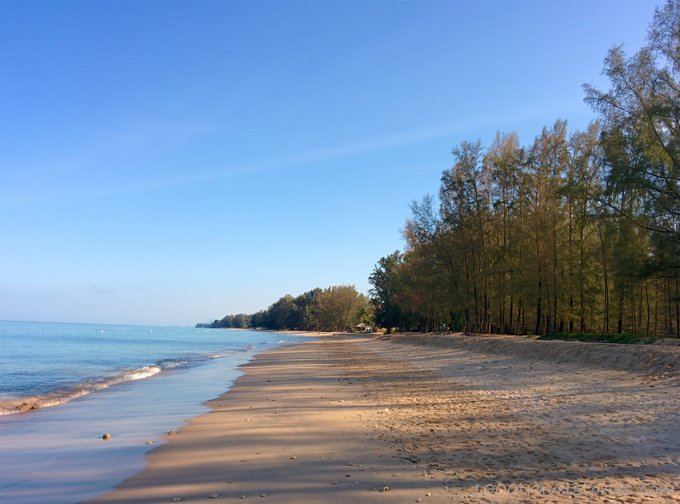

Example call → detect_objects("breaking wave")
0 346 258 416
0 358 187 416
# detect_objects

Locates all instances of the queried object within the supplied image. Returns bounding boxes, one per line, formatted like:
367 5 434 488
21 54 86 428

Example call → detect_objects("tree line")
369 0 680 337
199 285 371 332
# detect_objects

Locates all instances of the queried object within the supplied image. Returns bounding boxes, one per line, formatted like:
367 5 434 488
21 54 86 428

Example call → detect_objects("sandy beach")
88 333 680 503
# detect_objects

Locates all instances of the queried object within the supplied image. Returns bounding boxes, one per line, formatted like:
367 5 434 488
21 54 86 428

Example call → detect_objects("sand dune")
383 333 680 377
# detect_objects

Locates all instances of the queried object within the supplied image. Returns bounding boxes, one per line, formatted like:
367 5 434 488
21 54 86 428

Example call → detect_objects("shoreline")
87 334 407 503
89 333 680 503
0 330 291 504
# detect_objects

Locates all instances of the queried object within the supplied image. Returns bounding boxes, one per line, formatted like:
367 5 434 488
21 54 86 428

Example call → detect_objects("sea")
0 320 301 503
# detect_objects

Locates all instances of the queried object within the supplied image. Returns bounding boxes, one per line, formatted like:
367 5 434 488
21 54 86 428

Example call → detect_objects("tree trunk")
535 275 543 335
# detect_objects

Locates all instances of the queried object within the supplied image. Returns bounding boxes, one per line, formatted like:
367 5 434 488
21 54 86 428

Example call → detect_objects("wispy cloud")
3 119 461 205
153 121 459 186
2 103 567 205
149 106 552 190
92 286 116 295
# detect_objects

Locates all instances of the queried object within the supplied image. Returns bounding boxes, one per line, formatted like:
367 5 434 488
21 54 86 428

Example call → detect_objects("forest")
199 285 371 332
369 0 680 337
203 1 678 338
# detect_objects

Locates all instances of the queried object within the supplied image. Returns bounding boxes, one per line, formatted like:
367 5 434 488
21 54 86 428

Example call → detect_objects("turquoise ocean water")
0 320 299 503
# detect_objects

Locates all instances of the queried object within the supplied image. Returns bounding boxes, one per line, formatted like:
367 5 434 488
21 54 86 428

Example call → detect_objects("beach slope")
89 334 680 503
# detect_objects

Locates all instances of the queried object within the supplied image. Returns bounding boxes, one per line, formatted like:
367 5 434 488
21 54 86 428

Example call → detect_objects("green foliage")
369 251 408 330
205 2 680 339
584 0 679 244
538 333 656 345
305 285 368 331
205 285 369 332
366 1 680 338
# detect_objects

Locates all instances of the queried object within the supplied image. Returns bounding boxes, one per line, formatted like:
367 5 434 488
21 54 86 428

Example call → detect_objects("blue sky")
0 0 658 326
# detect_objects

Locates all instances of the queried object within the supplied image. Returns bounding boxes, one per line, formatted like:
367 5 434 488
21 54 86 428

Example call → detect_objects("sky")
0 0 660 326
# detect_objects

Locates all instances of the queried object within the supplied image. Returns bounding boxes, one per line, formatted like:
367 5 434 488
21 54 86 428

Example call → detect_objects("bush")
538 333 657 344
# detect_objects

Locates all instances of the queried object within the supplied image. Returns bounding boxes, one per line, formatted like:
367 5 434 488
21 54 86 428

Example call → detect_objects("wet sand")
89 333 680 503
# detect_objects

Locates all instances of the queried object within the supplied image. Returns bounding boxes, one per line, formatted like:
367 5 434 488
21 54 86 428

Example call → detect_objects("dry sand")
89 333 680 503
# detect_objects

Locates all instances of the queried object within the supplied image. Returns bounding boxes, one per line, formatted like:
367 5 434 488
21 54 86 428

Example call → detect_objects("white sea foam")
0 365 163 415
161 360 187 369
0 322 295 420
123 365 161 381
